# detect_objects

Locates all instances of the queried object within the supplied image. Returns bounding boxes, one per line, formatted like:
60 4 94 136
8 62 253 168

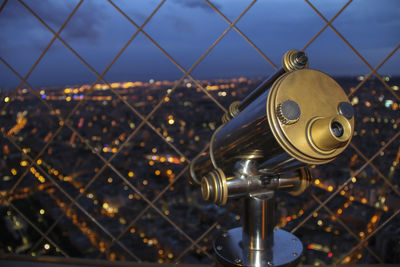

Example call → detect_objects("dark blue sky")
0 0 399 88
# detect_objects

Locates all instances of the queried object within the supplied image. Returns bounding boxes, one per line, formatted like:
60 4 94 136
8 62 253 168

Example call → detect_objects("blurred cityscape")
0 75 399 265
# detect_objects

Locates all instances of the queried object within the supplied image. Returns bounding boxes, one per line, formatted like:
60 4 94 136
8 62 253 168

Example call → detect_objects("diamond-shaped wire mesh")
0 0 399 265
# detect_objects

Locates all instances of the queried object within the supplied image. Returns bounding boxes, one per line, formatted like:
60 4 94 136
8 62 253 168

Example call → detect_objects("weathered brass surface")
267 69 354 165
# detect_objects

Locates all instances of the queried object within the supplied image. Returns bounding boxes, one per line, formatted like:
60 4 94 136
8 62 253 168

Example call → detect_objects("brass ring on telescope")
201 168 228 206
289 167 312 196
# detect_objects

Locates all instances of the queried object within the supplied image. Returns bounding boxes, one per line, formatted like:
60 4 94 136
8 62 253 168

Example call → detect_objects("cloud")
165 14 195 33
172 0 222 12
0 0 107 45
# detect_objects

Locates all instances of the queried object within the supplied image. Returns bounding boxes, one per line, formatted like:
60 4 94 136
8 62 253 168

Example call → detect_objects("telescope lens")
331 121 344 137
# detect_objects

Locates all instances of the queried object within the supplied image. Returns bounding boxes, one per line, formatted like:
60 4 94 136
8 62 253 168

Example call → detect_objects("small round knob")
282 50 308 72
277 100 301 125
338 102 354 119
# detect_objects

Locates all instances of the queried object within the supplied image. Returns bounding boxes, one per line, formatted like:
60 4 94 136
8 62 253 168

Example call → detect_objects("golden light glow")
11 168 17 175
351 177 357 183
38 176 45 183
37 159 42 165
44 243 50 250
327 185 333 192
20 160 28 167
128 171 134 178
314 179 320 185
371 215 378 223
39 209 45 215
155 170 161 175
168 119 175 125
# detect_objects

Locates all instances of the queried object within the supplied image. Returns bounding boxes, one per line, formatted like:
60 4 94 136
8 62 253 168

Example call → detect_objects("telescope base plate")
214 228 302 267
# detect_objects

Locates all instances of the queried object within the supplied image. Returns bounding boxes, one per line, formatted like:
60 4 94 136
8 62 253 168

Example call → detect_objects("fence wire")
0 0 399 264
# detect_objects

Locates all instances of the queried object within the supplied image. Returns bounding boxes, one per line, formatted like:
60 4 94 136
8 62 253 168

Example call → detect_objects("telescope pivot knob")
282 50 308 72
276 100 301 125
201 168 228 206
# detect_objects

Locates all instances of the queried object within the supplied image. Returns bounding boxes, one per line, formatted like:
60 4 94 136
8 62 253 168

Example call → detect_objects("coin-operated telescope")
188 50 354 267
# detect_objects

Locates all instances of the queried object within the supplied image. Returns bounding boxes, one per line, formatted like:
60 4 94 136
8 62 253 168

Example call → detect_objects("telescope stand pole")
214 193 303 267
242 197 275 266
242 196 275 266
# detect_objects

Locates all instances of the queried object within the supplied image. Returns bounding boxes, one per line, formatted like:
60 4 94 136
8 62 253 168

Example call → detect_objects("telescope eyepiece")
331 121 344 137
308 115 352 152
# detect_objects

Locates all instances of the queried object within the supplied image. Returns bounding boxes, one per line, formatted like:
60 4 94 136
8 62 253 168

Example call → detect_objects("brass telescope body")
187 50 354 267
190 68 354 194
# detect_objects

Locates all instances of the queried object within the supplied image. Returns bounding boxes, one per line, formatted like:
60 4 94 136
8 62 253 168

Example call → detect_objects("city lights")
20 160 28 167
0 74 398 264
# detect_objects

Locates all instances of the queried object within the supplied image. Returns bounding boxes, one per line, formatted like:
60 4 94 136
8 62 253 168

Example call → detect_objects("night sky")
1 0 399 88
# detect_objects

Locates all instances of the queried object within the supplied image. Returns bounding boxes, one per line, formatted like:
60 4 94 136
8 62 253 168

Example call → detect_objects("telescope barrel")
238 68 285 112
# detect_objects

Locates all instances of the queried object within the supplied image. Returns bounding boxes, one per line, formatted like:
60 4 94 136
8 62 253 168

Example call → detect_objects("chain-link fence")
0 0 399 265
